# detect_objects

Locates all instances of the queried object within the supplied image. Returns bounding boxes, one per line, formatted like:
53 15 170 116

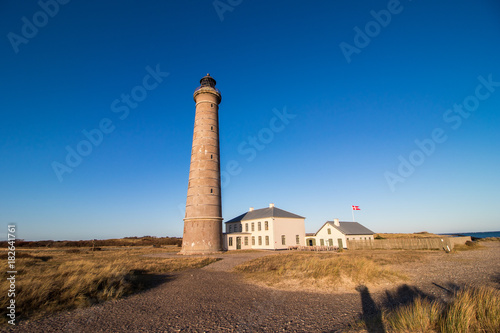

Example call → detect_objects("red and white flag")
352 205 360 211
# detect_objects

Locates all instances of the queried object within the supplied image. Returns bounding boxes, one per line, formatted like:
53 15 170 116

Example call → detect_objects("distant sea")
444 231 500 239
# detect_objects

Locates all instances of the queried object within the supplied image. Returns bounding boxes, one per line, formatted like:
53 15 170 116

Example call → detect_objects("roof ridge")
225 206 304 223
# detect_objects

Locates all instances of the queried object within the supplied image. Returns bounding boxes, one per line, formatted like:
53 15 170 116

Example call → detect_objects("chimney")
333 218 340 226
269 203 275 208
249 207 254 212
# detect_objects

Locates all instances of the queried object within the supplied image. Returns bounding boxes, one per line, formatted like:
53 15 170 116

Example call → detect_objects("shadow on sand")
356 285 386 333
127 270 177 295
493 272 500 289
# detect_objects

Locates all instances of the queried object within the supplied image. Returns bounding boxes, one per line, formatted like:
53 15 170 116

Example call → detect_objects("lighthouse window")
210 189 213 193
211 104 213 107
211 126 213 130
210 155 213 159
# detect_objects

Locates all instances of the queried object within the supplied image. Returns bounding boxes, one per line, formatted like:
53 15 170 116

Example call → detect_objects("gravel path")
4 243 499 332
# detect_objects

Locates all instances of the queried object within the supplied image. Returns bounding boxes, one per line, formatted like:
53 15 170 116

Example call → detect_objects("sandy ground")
3 242 499 332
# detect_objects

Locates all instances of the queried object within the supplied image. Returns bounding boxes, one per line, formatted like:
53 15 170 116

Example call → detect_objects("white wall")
273 217 306 250
224 217 305 250
315 223 347 249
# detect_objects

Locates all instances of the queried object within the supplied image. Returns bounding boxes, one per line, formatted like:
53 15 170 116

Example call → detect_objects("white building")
223 204 306 250
305 219 374 249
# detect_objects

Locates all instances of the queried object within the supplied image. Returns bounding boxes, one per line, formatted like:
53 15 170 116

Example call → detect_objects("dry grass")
384 297 443 332
375 232 446 239
354 287 500 332
480 237 500 242
233 252 408 292
351 249 428 266
439 287 500 333
453 240 483 252
0 246 217 323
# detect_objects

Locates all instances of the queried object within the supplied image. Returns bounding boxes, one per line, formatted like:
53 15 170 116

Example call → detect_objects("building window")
229 225 232 233
296 235 300 245
229 237 233 246
281 235 286 245
251 223 255 231
346 238 349 240
265 221 268 230
320 239 324 246
265 236 269 246
327 228 331 234
258 222 261 231
258 236 262 245
245 223 248 232
328 239 333 246
244 237 248 246
239 224 242 232
252 236 255 245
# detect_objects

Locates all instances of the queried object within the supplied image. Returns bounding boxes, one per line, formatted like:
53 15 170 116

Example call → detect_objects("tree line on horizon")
0 236 182 248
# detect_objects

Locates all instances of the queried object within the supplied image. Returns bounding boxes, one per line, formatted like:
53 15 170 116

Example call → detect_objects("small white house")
306 219 374 249
223 204 305 250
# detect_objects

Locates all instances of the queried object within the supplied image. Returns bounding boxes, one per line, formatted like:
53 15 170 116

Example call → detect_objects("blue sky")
1 0 499 240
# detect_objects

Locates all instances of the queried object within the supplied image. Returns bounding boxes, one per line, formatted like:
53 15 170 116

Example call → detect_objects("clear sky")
1 0 499 241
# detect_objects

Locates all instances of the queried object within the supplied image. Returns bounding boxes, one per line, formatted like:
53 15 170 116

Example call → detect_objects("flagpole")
352 206 355 222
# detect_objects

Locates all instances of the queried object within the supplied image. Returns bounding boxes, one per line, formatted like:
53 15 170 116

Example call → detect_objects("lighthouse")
180 74 223 254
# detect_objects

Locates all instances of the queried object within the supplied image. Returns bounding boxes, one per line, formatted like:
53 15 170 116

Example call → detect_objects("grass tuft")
440 287 500 333
385 297 442 332
234 252 406 291
364 286 500 333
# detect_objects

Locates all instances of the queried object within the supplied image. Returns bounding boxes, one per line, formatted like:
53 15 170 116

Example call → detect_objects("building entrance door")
338 238 343 249
236 237 241 250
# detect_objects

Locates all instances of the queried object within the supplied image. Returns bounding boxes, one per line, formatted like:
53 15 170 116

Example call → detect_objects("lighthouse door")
236 237 241 250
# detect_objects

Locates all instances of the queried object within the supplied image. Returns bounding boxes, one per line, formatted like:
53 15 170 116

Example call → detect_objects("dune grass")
479 237 500 242
439 287 500 333
0 246 217 323
353 286 500 332
233 252 407 291
384 297 444 332
375 232 446 239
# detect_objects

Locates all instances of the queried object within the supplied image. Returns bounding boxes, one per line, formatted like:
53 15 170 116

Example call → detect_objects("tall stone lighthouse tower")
180 74 223 254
